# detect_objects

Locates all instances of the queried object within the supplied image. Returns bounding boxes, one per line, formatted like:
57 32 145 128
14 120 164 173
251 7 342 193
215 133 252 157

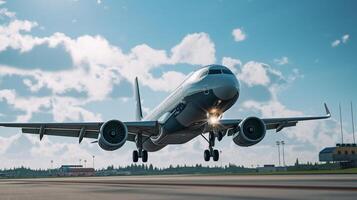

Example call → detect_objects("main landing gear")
203 131 221 162
133 133 148 163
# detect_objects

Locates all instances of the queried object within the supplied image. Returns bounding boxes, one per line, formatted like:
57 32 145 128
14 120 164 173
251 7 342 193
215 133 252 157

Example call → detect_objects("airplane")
0 65 331 162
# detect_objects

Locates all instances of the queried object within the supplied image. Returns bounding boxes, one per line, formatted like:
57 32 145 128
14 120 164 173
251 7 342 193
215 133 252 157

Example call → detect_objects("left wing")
0 121 158 143
213 103 331 134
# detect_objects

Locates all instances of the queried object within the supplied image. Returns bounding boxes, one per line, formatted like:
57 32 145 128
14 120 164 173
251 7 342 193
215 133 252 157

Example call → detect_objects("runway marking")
6 180 357 192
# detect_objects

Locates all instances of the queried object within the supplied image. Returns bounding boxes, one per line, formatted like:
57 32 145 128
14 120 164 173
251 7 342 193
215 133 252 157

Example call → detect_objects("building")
319 143 357 168
58 165 95 177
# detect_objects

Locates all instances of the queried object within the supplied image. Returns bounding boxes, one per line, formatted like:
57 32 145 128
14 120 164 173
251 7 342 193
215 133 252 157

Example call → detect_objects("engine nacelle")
98 120 128 151
233 117 266 147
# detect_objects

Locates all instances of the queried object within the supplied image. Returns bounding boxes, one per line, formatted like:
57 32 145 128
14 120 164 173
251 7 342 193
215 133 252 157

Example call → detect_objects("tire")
213 149 219 161
142 150 148 163
204 149 210 161
133 150 139 162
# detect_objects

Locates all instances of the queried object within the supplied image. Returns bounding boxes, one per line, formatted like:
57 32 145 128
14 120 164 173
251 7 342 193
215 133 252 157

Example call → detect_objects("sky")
0 0 357 169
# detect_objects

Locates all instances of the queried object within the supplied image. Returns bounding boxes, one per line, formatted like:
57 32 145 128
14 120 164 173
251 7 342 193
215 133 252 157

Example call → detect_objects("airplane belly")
148 89 238 147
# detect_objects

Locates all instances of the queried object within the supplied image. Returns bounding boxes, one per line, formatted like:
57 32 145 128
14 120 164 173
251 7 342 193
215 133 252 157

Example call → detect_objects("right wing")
207 103 331 134
0 121 158 143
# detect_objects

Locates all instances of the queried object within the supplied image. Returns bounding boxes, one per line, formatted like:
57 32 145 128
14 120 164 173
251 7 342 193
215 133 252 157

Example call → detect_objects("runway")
1 174 357 200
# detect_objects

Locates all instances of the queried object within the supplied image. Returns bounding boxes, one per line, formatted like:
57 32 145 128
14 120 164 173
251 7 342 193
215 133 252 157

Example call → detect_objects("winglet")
324 103 331 117
134 77 143 121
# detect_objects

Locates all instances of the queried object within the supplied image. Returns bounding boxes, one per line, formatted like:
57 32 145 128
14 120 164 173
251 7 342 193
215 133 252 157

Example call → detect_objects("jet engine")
233 117 266 147
98 120 128 151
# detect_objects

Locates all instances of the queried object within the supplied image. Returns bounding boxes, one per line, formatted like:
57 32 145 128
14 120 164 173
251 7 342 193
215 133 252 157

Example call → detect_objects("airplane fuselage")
142 65 240 152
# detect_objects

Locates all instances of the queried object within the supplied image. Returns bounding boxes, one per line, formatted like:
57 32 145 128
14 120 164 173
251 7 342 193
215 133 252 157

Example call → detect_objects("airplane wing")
0 121 158 143
216 103 331 134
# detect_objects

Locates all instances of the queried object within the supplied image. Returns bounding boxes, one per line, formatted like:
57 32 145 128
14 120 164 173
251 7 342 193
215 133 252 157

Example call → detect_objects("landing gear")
133 133 148 163
142 150 148 162
133 150 139 162
212 149 219 161
203 131 220 162
204 149 210 161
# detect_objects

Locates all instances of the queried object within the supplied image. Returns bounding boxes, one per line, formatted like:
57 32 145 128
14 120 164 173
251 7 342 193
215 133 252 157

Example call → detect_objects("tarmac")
0 174 357 200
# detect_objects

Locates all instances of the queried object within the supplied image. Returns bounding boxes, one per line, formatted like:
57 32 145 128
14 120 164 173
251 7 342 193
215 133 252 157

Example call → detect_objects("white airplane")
0 65 330 162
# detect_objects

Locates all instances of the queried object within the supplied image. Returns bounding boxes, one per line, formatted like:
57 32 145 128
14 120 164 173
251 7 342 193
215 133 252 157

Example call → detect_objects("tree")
295 158 299 166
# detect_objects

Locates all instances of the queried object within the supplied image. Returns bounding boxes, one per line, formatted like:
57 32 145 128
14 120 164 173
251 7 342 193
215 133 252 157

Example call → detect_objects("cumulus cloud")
238 61 271 87
221 57 241 74
0 20 217 97
170 32 216 65
0 0 6 5
232 28 246 42
0 8 15 18
274 56 289 65
0 20 41 52
0 89 51 122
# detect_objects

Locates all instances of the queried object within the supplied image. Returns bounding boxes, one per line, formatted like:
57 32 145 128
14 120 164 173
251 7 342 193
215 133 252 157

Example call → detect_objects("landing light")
208 115 220 125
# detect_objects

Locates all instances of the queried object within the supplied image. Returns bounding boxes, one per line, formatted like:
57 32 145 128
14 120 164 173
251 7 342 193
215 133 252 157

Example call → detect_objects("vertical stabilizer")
134 77 143 121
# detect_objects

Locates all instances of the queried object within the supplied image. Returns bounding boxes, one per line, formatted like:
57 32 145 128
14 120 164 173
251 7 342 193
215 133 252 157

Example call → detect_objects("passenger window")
208 69 222 74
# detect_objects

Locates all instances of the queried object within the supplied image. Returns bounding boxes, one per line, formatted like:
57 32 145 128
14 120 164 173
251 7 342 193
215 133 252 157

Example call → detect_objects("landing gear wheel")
213 149 219 161
204 149 210 161
142 150 148 162
133 150 139 162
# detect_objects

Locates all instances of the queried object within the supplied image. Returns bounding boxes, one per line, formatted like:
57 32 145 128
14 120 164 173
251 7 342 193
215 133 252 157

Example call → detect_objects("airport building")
58 165 95 177
319 103 357 168
319 144 357 168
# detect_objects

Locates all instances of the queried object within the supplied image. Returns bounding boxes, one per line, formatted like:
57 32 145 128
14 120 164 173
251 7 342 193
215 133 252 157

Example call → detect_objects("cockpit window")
199 70 209 78
208 69 222 74
222 69 234 75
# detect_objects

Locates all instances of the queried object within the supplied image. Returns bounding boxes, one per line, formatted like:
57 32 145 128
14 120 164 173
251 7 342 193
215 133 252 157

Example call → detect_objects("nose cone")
213 84 239 100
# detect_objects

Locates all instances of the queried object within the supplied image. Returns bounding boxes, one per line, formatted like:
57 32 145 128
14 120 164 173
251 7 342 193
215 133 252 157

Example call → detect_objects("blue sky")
0 0 356 169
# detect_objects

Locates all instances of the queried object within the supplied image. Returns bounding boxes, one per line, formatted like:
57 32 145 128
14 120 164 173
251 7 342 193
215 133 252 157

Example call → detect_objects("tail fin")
134 77 143 121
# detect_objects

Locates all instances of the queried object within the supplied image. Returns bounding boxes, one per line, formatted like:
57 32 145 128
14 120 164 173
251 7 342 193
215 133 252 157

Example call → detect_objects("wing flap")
22 128 99 139
0 121 158 142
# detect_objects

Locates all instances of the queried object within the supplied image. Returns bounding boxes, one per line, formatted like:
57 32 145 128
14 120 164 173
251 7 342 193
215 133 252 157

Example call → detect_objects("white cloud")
97 0 102 4
0 0 6 5
331 34 350 47
331 39 341 47
0 20 41 52
0 19 217 95
238 61 270 87
342 34 349 43
0 8 15 18
221 57 241 74
0 89 51 122
170 32 216 65
274 56 289 65
232 28 246 42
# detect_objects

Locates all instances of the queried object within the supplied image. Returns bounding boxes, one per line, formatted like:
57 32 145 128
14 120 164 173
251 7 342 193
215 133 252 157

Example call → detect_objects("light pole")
50 160 53 169
84 160 87 168
79 159 82 166
281 141 285 166
276 141 281 166
92 155 95 169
